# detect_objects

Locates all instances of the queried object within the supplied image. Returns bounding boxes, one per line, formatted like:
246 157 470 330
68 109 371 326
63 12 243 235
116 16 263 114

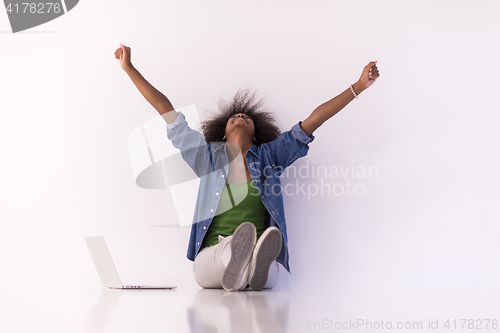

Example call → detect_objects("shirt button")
197 242 200 246
216 192 219 196
203 226 206 230
221 175 225 178
211 209 214 212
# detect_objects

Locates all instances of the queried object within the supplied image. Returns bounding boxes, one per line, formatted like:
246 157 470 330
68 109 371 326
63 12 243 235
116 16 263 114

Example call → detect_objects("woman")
115 43 380 291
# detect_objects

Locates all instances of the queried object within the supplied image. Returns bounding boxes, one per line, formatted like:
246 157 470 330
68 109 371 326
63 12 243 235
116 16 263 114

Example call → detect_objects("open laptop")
85 236 177 289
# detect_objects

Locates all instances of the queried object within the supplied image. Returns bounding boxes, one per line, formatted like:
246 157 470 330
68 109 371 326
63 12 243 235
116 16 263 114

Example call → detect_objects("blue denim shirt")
166 111 315 273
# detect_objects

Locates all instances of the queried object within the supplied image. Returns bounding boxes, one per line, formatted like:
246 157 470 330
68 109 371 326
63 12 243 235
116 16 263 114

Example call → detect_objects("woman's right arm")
114 43 178 123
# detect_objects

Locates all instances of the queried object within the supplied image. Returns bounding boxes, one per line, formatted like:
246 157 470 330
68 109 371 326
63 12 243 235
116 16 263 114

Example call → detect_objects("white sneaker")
221 222 257 292
248 227 282 291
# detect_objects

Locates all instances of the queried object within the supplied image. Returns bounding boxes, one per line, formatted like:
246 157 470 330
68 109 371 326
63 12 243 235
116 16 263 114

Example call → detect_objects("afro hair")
200 87 281 146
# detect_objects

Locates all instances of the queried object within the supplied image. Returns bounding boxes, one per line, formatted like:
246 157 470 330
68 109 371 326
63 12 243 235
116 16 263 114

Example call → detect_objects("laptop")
85 236 177 289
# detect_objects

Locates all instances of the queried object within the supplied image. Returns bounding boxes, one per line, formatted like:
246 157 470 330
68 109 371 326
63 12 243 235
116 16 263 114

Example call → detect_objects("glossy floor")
3 274 499 333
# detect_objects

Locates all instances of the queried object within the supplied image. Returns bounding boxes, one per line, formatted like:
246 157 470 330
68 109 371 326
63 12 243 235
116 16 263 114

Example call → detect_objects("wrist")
123 64 135 74
352 81 365 96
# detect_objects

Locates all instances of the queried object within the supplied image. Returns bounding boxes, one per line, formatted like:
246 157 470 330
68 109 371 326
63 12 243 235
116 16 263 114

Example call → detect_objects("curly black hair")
200 87 281 146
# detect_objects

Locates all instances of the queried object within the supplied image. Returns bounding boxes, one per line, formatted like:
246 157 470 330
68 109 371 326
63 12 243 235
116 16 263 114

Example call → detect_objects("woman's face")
224 113 255 140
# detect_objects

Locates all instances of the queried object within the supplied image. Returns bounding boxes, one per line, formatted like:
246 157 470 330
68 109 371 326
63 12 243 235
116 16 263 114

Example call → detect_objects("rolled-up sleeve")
166 111 212 178
165 111 183 134
292 121 315 144
259 121 315 170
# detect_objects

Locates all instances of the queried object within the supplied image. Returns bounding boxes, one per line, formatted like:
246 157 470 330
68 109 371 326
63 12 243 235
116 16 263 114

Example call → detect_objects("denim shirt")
166 111 314 273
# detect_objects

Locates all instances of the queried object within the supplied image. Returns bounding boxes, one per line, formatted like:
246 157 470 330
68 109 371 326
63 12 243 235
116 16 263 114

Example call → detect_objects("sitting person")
115 43 380 291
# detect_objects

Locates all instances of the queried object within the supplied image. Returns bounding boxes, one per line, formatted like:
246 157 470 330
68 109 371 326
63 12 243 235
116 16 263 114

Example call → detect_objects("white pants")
193 235 279 290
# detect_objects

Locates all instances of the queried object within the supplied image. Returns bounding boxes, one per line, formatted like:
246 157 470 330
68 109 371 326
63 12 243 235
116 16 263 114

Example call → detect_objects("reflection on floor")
188 289 289 333
87 287 290 332
83 280 500 332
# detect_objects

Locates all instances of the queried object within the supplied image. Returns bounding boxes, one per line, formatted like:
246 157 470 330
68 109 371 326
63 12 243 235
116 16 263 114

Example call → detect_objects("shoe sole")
221 222 256 291
249 228 282 291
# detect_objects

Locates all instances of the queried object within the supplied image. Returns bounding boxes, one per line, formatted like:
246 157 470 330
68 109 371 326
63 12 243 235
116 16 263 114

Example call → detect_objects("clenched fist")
114 43 133 70
358 60 380 90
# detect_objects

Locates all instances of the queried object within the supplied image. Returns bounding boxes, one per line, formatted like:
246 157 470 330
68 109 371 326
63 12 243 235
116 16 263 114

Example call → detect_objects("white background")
1 0 499 332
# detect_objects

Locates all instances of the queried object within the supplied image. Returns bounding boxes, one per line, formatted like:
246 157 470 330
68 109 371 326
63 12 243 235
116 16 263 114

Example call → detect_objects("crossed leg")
193 234 279 290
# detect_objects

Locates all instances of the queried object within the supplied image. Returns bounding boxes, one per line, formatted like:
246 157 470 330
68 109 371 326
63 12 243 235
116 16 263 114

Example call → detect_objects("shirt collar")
213 143 258 158
247 145 258 158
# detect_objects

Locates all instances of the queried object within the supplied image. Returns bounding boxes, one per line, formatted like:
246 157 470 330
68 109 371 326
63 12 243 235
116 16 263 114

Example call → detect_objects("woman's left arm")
300 61 380 137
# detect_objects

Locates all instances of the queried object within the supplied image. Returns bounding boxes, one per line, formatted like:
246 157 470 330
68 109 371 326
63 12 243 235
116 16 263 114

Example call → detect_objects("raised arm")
114 43 178 123
299 61 380 137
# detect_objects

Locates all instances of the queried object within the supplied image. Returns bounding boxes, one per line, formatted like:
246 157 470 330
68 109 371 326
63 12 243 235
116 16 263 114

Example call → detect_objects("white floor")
3 272 499 333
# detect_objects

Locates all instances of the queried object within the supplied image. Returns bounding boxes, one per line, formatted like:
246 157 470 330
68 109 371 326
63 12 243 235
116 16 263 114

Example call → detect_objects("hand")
114 43 133 70
357 60 380 91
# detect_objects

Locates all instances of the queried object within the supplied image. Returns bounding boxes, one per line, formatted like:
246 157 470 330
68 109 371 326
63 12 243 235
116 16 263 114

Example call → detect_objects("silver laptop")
85 236 176 289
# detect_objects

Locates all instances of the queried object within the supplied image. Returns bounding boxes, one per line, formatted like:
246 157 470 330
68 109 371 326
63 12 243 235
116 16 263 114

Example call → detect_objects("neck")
226 136 253 160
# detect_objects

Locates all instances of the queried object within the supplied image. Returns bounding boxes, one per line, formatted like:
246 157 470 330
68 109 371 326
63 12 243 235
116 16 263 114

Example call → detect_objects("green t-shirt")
201 178 267 248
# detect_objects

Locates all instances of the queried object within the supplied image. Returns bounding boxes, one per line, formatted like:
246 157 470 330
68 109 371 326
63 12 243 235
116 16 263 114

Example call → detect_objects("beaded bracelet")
349 84 358 99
